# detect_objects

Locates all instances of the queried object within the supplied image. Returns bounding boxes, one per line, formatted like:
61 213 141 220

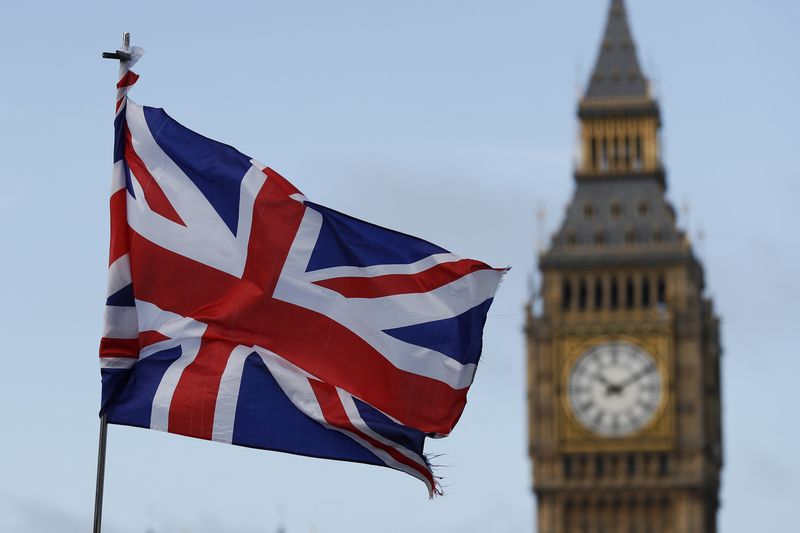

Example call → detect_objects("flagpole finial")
102 32 132 61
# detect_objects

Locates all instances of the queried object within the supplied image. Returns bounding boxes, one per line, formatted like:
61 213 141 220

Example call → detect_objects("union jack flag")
99 48 506 496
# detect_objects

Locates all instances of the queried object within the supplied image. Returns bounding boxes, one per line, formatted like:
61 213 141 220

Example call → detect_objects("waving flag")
99 49 506 496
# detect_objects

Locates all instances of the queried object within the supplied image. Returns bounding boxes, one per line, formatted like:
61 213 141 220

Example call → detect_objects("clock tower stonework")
525 1 723 532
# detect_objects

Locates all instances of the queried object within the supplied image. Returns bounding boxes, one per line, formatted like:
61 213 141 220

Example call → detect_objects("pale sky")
1 1 798 532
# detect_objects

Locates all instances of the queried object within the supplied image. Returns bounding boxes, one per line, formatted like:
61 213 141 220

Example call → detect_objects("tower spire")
584 0 648 100
575 0 662 183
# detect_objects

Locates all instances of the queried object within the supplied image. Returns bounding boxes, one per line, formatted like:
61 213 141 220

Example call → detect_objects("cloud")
0 489 146 533
0 494 93 533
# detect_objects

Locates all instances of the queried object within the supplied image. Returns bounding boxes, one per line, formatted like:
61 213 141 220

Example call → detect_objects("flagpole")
95 32 133 533
93 412 109 533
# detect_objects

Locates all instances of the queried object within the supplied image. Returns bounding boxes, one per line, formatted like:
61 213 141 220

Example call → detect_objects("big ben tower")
526 1 723 532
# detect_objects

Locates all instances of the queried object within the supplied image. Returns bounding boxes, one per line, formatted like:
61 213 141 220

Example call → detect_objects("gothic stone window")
562 279 573 311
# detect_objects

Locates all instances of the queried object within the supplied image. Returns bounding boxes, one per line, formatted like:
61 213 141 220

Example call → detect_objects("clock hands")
588 356 657 399
590 372 626 396
603 366 655 396
590 372 614 388
616 366 655 390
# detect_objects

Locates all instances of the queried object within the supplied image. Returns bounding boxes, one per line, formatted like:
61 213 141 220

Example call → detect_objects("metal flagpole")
95 31 133 533
93 412 109 533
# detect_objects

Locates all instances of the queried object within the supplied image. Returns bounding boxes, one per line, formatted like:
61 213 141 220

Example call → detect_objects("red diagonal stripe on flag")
109 189 129 266
139 330 171 349
308 379 436 491
312 258 495 298
124 126 187 227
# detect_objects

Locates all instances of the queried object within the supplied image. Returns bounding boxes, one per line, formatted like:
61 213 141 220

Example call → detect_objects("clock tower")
525 1 723 532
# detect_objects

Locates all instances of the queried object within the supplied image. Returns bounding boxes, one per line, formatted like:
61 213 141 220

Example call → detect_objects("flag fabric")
99 49 507 496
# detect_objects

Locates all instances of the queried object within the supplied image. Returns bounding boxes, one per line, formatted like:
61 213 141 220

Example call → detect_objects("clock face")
568 341 662 438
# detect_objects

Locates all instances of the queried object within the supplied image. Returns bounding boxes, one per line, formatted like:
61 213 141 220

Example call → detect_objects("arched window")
613 137 620 168
566 232 577 246
591 137 598 169
595 455 605 477
601 138 609 170
653 229 663 243
594 278 604 309
594 231 605 245
562 279 573 311
627 455 637 476
642 276 651 308
635 135 643 169
657 275 667 305
578 279 588 311
658 454 669 476
624 136 632 167
625 276 635 309
610 277 619 309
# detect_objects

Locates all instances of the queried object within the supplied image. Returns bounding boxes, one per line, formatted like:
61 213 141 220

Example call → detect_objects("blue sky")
0 1 798 531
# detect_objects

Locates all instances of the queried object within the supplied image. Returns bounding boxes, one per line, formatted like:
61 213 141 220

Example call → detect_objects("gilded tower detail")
526 1 723 532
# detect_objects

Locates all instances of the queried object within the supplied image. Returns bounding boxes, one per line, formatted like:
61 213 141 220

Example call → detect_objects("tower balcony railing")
539 239 692 271
554 305 673 326
573 163 666 183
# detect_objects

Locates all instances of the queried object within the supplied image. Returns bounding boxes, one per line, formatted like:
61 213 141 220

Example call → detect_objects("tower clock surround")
565 339 665 439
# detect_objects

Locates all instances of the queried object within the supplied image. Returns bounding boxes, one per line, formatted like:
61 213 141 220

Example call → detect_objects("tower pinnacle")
585 0 648 101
